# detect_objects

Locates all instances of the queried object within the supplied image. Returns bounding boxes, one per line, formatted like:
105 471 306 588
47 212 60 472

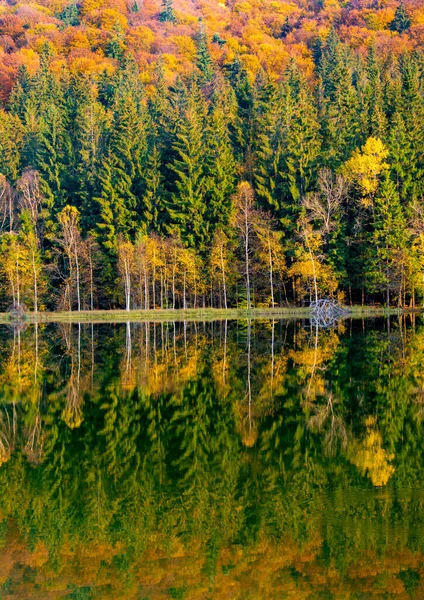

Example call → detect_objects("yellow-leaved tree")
342 136 389 206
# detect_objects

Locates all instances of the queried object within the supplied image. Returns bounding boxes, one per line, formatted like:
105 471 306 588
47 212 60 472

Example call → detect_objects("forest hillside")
0 0 423 310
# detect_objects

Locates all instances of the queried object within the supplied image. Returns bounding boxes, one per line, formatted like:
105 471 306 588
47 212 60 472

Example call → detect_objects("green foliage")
56 3 80 27
159 0 177 23
390 2 411 33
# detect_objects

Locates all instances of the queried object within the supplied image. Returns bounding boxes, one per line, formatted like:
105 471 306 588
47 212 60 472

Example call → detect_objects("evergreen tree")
57 3 80 27
390 3 411 33
366 175 409 306
196 23 213 83
72 83 108 230
159 0 177 23
205 104 237 234
398 55 424 200
364 45 387 139
141 144 165 232
167 90 209 249
317 29 360 168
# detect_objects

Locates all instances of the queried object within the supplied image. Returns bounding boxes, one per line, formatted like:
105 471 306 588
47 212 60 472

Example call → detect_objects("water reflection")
0 316 423 598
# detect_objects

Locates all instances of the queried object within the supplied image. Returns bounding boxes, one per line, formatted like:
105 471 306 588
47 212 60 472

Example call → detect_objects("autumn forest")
0 0 423 311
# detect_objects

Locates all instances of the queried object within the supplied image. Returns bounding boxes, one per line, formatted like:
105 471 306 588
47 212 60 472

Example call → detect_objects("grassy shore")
0 305 420 325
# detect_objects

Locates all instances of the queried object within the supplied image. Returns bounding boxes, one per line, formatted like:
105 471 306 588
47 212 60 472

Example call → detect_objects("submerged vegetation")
0 0 423 311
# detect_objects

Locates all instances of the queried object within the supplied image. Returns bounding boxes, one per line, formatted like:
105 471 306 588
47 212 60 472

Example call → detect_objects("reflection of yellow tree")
290 327 340 401
23 410 45 465
60 324 84 429
0 406 16 467
307 393 347 457
349 416 395 486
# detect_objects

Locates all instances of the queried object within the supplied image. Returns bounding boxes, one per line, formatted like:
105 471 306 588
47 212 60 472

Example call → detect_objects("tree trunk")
75 247 81 312
220 244 227 309
268 235 274 308
245 209 251 310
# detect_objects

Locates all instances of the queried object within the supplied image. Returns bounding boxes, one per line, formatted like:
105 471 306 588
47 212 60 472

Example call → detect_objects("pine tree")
142 144 165 232
57 3 80 27
167 90 208 249
366 174 409 306
398 55 424 201
317 29 360 168
159 0 177 23
205 104 236 235
390 3 411 33
196 22 213 82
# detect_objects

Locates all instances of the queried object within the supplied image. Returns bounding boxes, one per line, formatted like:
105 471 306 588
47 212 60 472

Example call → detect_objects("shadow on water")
0 314 423 598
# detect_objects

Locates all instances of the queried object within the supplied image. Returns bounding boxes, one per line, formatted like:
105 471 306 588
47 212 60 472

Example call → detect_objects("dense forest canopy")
0 0 423 310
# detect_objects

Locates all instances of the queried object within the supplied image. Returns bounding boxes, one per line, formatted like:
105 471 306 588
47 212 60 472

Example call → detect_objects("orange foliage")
0 0 420 103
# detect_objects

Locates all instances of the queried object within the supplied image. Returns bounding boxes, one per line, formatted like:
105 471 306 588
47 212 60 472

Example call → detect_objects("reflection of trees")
307 393 347 457
0 405 16 466
22 409 45 465
60 323 84 429
0 318 423 596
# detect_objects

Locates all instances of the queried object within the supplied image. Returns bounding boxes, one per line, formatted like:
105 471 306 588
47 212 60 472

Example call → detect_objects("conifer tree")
167 90 208 249
398 56 424 200
317 30 360 168
159 0 177 23
364 45 387 139
72 82 108 230
366 175 409 306
205 105 236 234
196 23 213 82
142 144 165 232
390 3 411 33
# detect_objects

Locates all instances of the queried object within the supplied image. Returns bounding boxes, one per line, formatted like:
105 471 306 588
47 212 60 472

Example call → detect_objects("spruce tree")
390 3 411 33
364 45 387 139
205 104 236 234
57 3 80 27
196 24 213 83
159 0 177 23
317 29 360 168
141 144 165 232
398 55 424 200
167 89 209 249
366 174 409 305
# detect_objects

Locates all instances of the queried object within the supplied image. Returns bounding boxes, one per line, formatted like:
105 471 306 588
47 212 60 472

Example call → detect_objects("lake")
0 316 423 599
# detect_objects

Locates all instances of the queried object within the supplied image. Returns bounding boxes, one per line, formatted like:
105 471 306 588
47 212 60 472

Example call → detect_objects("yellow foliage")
240 53 261 79
81 0 108 15
16 49 40 76
127 26 155 52
69 31 91 49
364 8 395 30
171 35 197 61
69 54 115 76
99 9 128 31
342 136 389 201
349 416 395 486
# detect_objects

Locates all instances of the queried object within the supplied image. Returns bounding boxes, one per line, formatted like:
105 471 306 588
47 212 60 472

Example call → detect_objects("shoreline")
0 306 421 325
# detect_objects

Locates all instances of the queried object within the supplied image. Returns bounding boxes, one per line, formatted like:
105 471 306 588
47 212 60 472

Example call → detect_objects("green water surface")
0 316 423 599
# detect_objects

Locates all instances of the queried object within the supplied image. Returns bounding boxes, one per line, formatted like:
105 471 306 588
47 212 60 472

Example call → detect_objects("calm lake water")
0 316 423 599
